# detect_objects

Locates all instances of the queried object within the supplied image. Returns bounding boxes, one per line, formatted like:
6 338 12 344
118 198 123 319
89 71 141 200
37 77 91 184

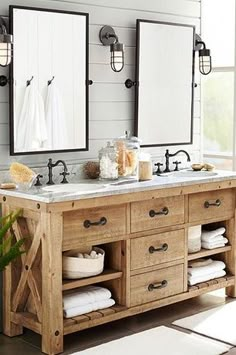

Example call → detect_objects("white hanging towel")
44 81 69 150
15 82 47 151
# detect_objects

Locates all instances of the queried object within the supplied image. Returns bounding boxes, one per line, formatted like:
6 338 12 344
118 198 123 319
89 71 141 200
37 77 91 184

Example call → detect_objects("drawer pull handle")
204 199 221 208
83 217 107 228
149 207 169 218
148 280 168 292
149 243 168 253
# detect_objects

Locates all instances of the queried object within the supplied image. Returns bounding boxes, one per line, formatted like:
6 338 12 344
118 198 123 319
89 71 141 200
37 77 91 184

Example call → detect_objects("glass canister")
114 131 140 178
99 142 118 180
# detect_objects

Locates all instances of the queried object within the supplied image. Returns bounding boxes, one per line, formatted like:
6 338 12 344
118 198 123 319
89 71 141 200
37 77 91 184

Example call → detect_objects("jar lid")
114 131 141 149
99 141 117 154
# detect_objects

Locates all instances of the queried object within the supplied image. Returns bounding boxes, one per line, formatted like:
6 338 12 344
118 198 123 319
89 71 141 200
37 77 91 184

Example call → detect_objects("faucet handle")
173 161 181 171
34 174 43 186
154 162 163 174
60 171 70 184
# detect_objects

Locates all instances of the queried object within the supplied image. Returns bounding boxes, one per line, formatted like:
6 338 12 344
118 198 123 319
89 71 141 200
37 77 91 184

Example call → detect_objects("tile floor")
0 289 235 354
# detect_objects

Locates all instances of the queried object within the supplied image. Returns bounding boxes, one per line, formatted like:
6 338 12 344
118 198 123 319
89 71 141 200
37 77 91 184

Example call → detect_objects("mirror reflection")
10 6 88 155
135 20 195 147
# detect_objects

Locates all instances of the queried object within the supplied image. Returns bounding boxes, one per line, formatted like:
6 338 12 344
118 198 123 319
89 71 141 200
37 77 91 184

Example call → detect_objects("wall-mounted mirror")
9 6 89 155
135 20 195 147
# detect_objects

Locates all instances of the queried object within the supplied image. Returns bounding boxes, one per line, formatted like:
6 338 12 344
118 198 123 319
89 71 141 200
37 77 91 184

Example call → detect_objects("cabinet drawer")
131 230 185 270
130 196 184 233
63 204 127 250
130 264 184 306
189 189 234 223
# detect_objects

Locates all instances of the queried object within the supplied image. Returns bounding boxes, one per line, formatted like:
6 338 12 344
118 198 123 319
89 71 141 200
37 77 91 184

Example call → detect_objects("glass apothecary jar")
99 142 118 180
114 131 140 178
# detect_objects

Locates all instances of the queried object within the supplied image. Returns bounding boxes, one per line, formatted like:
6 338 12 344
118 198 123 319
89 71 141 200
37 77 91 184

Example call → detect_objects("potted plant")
0 210 24 271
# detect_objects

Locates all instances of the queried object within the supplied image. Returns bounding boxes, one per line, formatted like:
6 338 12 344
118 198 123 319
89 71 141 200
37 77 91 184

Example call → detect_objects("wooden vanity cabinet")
1 179 236 355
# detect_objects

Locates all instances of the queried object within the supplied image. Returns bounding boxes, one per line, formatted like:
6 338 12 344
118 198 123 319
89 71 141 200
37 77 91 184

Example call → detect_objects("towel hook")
26 76 34 86
48 76 55 86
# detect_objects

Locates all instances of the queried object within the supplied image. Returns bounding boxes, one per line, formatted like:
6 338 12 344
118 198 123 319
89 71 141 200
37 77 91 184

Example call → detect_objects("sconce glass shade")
0 18 13 67
199 48 212 75
110 42 124 72
99 25 125 72
195 34 212 76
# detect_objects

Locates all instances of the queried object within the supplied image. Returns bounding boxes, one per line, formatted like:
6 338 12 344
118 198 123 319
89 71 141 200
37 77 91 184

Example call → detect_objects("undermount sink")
172 170 218 178
42 183 106 193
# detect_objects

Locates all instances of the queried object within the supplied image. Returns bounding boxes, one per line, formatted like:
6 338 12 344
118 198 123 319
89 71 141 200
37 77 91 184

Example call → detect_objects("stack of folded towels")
188 258 226 286
201 227 228 250
63 285 115 318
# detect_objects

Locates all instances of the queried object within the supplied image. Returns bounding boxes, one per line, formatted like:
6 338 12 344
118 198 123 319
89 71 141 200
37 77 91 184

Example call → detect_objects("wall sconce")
99 25 124 72
195 34 212 75
0 17 13 67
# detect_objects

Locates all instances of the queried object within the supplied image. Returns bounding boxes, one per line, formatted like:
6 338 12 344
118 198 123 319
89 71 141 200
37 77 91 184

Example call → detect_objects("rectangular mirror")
135 20 195 147
9 6 89 155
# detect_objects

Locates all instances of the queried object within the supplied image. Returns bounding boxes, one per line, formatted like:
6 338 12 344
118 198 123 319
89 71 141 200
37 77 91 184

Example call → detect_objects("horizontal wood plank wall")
0 0 201 169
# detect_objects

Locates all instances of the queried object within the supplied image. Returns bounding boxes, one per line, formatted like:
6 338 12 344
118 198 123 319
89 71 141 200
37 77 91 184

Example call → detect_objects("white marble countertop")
1 170 236 204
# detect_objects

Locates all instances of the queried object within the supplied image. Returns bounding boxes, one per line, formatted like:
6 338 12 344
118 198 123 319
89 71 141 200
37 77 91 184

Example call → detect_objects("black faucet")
164 149 191 173
46 159 70 185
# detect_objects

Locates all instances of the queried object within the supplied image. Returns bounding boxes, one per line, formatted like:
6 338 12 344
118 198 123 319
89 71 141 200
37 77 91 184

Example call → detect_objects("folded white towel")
188 269 226 286
63 286 112 310
188 258 213 268
202 238 228 250
64 298 115 318
201 227 226 241
201 234 225 243
188 260 226 278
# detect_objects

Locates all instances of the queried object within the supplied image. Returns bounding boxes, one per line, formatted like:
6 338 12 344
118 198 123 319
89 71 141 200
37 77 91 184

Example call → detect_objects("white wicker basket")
62 247 105 279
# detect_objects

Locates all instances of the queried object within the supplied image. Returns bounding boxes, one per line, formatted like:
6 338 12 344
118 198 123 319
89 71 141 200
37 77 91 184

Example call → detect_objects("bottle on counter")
99 142 118 180
139 153 153 181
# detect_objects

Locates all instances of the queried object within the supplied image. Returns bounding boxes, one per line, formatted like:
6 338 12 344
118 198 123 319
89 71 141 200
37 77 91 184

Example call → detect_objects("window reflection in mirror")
135 20 195 147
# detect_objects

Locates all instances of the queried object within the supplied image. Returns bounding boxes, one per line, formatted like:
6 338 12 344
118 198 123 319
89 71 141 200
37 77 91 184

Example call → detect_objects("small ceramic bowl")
191 163 204 171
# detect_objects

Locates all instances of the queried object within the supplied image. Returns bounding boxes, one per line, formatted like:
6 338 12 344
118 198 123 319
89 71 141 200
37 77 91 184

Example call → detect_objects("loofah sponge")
10 162 36 184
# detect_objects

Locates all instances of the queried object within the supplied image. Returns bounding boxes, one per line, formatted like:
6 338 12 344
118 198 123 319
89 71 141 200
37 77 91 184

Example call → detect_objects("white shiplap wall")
0 0 201 169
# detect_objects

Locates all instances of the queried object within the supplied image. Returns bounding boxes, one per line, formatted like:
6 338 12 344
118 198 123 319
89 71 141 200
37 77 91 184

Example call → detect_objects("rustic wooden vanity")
1 174 236 354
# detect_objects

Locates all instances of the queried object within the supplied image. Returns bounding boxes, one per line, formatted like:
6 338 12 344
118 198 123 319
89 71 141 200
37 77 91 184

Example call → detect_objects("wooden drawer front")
130 264 184 306
131 230 185 270
189 189 234 223
130 196 184 233
63 204 127 250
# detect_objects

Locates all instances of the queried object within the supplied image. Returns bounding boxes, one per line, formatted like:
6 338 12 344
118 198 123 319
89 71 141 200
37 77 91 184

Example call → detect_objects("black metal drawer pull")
204 199 221 208
148 280 168 291
83 217 107 228
149 207 169 218
149 243 168 253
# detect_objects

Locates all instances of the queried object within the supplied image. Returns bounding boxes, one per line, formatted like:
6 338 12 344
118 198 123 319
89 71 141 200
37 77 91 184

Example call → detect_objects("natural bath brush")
9 162 37 189
83 161 100 179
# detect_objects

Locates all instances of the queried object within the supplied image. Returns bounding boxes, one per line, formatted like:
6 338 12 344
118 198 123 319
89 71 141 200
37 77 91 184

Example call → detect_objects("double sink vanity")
1 169 236 354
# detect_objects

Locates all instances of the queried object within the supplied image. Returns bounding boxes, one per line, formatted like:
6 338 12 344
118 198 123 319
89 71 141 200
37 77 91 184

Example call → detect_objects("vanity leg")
225 217 236 298
41 212 63 354
2 204 23 336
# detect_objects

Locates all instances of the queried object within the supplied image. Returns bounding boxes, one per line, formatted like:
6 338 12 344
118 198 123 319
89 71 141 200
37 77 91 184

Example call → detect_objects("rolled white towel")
64 298 115 318
202 238 228 250
201 227 226 241
188 260 226 278
63 286 112 310
188 225 201 238
188 269 226 286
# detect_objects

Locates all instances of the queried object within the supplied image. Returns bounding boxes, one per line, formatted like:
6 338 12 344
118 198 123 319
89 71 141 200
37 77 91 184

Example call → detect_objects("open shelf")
188 274 234 292
62 269 123 291
188 245 232 261
63 304 127 334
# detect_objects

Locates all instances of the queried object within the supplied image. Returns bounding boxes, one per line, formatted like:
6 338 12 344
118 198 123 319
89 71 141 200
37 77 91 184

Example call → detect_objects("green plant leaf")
0 238 25 272
0 210 22 244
